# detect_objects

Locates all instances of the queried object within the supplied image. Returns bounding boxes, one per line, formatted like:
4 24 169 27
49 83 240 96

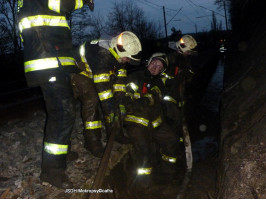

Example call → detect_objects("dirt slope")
218 19 266 198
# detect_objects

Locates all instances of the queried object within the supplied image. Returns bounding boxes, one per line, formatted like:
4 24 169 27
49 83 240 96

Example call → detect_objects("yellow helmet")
111 31 142 61
169 35 197 54
147 52 168 73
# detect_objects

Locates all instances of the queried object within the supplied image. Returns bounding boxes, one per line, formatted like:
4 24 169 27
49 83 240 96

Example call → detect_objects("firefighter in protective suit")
124 53 179 190
71 31 142 156
162 35 198 136
18 0 95 189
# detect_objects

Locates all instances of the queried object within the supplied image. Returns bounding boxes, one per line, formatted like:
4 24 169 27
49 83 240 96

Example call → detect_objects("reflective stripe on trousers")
44 142 68 155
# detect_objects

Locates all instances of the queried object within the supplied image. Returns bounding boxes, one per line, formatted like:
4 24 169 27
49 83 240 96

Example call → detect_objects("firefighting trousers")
93 77 116 135
125 122 179 168
71 74 102 140
125 125 153 168
40 73 77 171
162 101 183 134
153 122 179 158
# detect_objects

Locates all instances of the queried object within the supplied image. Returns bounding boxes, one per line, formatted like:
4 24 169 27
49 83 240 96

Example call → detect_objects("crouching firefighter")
72 31 142 155
17 0 95 189
123 53 179 190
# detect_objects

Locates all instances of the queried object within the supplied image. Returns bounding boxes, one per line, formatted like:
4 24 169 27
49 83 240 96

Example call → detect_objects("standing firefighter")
162 35 198 136
71 31 142 156
17 0 95 189
165 35 198 172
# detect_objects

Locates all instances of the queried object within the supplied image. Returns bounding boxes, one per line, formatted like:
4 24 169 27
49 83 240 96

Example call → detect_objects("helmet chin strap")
109 47 121 61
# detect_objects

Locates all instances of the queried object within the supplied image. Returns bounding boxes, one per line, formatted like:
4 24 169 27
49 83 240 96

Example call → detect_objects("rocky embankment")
218 20 266 198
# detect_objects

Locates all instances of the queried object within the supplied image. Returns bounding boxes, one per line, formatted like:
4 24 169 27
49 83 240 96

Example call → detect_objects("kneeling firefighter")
123 53 179 189
72 31 142 157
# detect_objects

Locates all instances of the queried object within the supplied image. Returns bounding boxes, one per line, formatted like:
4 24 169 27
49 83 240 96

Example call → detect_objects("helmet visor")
116 44 126 52
180 38 186 48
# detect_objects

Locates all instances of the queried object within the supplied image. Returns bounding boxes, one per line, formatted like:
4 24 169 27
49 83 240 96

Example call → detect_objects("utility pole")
163 6 167 38
223 1 228 31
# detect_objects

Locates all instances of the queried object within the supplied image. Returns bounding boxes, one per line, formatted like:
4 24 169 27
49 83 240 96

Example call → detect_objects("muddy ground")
0 93 220 199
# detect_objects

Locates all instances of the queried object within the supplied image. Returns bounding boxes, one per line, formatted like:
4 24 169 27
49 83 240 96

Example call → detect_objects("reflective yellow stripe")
24 57 75 73
127 82 139 92
80 43 86 57
151 86 161 95
133 93 140 99
163 96 177 104
48 0 60 13
137 167 152 175
98 90 113 101
17 0 23 12
93 73 110 83
161 73 174 85
80 71 93 78
143 93 153 104
75 0 84 9
144 93 152 99
109 48 120 60
105 113 114 123
124 115 149 127
113 84 126 93
117 69 127 77
58 57 76 66
161 77 167 85
125 92 140 99
161 153 177 163
161 72 174 79
44 142 68 155
85 121 102 129
25 58 58 73
79 42 93 76
119 104 126 115
152 116 162 128
178 101 185 108
19 15 69 33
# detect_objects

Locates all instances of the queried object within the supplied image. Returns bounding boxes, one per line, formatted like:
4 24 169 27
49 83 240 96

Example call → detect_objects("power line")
187 0 224 17
166 7 183 25
196 14 213 18
185 0 201 15
142 0 162 8
135 0 160 10
181 13 196 25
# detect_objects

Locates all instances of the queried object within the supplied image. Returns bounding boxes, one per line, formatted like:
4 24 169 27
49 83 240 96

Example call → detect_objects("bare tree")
89 12 108 39
211 11 218 31
0 0 21 54
70 6 95 46
105 1 162 39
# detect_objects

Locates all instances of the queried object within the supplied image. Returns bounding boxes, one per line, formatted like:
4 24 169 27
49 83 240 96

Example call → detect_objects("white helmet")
147 52 168 73
169 35 197 54
111 31 142 61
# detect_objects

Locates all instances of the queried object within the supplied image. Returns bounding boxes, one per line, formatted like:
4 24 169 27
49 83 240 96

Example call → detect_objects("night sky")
91 0 226 34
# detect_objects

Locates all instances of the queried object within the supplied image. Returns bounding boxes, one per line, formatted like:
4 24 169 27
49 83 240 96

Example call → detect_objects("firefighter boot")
159 160 178 181
40 169 73 189
134 174 152 192
83 132 105 158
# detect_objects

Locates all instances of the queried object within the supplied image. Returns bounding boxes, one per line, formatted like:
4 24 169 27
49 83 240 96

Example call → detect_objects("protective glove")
84 0 94 11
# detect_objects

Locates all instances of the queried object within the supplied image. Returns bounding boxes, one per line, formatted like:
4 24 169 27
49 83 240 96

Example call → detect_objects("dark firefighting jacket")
162 52 196 111
17 0 83 87
76 40 126 124
124 68 164 129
